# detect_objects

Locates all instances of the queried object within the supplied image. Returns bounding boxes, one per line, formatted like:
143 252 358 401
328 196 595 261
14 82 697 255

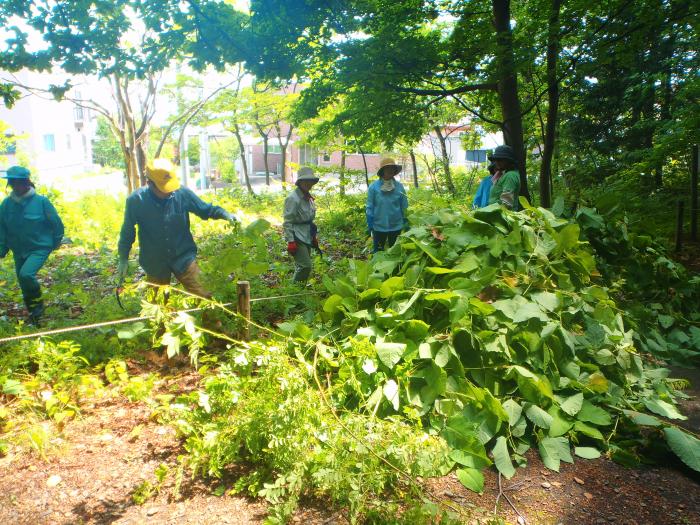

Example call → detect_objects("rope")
249 291 323 303
0 315 152 344
0 304 221 345
0 290 323 345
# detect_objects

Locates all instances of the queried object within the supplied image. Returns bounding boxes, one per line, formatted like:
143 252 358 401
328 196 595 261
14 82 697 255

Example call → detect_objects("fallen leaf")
584 492 593 500
574 477 584 485
541 482 552 489
431 228 445 241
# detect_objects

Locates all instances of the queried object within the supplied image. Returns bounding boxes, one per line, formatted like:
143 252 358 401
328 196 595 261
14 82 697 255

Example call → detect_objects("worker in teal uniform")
0 166 64 324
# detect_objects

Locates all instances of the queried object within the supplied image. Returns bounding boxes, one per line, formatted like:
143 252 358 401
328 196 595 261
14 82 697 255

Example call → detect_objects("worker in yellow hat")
116 159 239 298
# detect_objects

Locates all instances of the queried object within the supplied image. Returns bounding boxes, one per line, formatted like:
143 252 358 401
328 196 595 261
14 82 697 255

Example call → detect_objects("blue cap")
1 166 31 180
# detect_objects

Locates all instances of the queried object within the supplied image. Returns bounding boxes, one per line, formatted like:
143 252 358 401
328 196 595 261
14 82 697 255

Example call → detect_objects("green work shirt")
283 188 316 244
0 191 64 259
118 186 230 279
488 170 521 210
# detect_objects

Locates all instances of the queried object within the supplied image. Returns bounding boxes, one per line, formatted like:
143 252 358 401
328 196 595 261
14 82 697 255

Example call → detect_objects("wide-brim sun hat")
1 166 31 180
296 167 319 184
146 158 180 193
488 145 518 164
377 157 402 177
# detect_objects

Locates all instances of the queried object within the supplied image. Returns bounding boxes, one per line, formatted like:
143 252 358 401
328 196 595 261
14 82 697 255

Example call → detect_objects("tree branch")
390 82 498 96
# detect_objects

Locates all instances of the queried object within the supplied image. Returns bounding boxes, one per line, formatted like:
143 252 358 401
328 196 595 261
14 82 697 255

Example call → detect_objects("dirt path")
1 373 699 525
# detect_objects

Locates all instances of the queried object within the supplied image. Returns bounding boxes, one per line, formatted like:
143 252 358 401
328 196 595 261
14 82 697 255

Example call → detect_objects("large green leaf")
376 342 406 369
456 468 484 493
492 436 516 478
556 223 580 252
538 436 572 472
379 276 405 298
622 409 663 427
574 447 601 459
525 404 553 429
323 294 344 313
383 379 400 411
663 427 700 473
577 401 612 426
502 399 522 427
493 295 549 323
643 398 687 420
547 406 574 437
530 291 560 312
559 393 584 416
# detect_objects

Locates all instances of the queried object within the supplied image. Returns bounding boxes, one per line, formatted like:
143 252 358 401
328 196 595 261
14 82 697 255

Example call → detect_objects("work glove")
287 241 298 256
224 212 240 229
116 258 129 286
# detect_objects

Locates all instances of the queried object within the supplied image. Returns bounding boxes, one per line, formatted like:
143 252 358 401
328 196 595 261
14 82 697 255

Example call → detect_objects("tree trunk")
492 0 530 203
410 149 419 188
359 146 369 187
434 126 456 195
232 121 254 194
261 133 271 185
339 147 347 196
279 143 287 183
276 123 294 183
538 0 561 208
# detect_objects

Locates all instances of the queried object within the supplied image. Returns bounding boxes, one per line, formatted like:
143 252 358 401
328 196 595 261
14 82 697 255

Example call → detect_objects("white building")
419 121 503 168
0 70 97 183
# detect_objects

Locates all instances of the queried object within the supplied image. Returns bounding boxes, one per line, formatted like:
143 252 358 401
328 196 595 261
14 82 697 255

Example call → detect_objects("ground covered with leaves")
1 184 699 524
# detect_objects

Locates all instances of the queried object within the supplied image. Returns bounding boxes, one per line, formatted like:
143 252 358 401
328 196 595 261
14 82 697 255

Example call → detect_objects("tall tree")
0 1 188 189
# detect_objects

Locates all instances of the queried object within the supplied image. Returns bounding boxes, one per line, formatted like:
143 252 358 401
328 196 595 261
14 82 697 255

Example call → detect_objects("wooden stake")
675 200 684 253
237 281 251 340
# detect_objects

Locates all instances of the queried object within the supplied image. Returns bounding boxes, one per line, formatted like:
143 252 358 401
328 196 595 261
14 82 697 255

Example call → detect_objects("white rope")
0 290 323 345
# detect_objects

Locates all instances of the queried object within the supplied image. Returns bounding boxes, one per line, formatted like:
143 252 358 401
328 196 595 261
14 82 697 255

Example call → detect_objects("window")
43 134 56 152
267 144 282 154
321 152 331 162
465 149 488 163
299 144 318 165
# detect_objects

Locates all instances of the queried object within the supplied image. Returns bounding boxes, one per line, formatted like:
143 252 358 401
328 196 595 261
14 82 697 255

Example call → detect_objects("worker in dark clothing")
117 159 239 298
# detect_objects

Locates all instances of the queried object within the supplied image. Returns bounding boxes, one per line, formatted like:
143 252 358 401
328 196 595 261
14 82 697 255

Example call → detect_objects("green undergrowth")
160 341 459 524
2 182 699 524
154 201 700 522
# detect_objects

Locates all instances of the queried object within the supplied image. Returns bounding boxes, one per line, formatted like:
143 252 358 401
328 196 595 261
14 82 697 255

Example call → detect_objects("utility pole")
199 129 209 190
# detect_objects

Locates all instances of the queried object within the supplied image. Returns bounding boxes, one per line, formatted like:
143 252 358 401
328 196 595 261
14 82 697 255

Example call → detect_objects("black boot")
28 300 44 326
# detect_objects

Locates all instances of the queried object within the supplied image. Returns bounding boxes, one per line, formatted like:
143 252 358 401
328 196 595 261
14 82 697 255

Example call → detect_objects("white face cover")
380 178 396 192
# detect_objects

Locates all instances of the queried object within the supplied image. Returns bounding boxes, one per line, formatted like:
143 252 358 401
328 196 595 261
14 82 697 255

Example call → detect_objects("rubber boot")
28 300 44 326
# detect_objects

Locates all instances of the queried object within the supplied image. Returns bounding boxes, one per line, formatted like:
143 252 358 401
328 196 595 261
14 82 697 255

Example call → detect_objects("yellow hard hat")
146 159 180 193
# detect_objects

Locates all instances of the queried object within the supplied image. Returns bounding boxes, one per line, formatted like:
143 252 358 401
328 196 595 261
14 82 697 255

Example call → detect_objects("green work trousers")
13 250 50 312
292 242 312 282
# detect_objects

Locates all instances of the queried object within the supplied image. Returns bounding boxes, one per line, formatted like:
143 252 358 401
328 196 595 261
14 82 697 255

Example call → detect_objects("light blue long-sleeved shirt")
472 176 493 209
366 179 408 233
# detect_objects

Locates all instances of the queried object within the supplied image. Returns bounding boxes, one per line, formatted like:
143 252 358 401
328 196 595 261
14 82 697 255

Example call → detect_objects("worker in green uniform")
0 166 64 324
117 159 239 298
488 145 521 210
283 167 320 282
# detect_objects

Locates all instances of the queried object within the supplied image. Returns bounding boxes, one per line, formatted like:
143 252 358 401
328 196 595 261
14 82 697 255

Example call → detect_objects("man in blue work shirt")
116 159 239 298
